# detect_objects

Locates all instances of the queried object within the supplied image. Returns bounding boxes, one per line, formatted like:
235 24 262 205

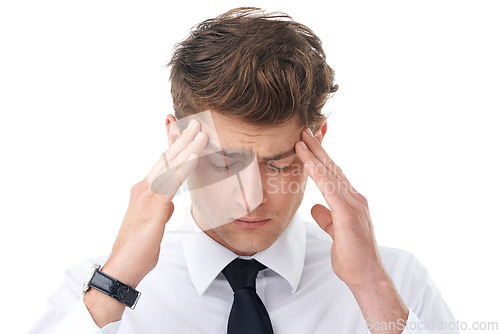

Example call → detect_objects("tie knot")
222 258 267 292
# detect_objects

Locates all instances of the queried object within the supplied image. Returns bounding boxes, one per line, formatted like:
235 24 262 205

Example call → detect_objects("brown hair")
167 7 338 131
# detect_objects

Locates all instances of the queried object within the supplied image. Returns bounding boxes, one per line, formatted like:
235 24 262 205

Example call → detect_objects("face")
170 111 312 256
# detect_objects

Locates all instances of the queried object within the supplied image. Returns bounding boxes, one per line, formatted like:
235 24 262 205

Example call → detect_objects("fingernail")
307 128 314 137
194 132 204 141
300 141 308 150
188 119 197 128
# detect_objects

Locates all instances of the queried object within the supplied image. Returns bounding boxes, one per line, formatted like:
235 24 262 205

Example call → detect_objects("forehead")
200 112 303 153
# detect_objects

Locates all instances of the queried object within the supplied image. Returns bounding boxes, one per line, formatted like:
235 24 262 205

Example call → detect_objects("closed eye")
210 161 292 172
209 161 237 172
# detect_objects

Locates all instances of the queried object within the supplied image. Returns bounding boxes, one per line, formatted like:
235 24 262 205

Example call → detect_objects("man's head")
166 7 336 255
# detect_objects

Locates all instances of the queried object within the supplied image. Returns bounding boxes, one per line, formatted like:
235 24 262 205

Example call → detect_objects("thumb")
311 204 334 239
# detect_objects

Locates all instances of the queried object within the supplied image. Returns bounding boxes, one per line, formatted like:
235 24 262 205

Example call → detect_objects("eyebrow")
205 142 296 162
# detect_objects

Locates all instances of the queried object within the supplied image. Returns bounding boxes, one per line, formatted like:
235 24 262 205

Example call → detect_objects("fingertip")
314 130 323 143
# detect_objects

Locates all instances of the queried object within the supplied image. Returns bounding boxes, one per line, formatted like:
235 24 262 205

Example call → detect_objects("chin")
221 233 276 255
225 221 286 252
230 244 270 256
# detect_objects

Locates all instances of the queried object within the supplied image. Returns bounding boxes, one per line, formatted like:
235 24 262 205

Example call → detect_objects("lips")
232 216 271 229
236 216 270 222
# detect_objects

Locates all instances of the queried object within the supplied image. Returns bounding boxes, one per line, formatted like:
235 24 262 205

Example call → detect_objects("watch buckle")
82 263 101 294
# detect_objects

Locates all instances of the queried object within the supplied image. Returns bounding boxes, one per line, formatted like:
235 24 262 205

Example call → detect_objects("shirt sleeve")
400 309 430 333
28 258 121 334
386 248 459 334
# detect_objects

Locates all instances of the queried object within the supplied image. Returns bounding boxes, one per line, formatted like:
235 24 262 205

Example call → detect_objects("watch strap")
87 266 141 309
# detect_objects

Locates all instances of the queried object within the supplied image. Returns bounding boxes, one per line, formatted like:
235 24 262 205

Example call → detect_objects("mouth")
232 217 271 229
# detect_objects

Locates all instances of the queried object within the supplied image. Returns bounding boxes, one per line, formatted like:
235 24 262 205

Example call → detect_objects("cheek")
189 181 239 206
263 165 308 198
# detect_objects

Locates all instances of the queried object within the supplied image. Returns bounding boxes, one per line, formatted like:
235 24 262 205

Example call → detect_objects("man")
30 7 457 334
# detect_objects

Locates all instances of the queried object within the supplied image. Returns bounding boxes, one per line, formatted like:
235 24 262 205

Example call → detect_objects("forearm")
350 274 409 334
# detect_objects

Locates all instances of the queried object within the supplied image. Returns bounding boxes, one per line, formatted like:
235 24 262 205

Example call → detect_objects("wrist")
84 288 125 328
101 260 144 290
82 263 142 312
350 273 408 331
346 266 389 295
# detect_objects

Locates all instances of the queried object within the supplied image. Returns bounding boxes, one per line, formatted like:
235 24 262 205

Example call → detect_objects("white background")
1 0 499 333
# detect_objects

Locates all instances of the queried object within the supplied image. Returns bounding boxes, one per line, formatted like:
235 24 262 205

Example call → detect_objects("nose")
234 156 266 213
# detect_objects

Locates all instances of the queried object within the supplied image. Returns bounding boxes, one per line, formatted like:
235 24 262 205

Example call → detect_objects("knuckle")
130 183 140 194
356 193 368 206
131 179 149 197
131 181 143 193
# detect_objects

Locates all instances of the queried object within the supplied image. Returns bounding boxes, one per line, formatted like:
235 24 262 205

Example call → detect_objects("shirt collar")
182 205 306 296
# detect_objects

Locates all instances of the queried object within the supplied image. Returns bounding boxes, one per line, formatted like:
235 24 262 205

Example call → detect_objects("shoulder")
303 220 333 246
377 246 438 302
301 221 332 267
378 246 419 270
302 220 428 282
62 232 187 283
377 246 427 286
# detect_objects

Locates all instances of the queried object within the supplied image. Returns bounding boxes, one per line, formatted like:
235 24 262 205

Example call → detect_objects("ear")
165 114 180 146
314 120 327 144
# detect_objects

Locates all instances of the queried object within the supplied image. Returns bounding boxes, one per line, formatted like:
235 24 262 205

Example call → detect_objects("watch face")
82 263 100 294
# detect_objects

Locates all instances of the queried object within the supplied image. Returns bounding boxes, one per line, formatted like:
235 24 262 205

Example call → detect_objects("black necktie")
221 258 274 334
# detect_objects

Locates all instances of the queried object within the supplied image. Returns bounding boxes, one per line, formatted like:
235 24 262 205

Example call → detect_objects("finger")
300 131 368 211
302 129 360 196
296 140 360 210
300 154 353 217
311 204 335 239
169 131 207 169
147 129 207 199
165 118 201 162
150 153 200 198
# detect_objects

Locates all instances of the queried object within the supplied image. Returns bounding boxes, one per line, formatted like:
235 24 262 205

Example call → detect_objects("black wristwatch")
82 264 141 309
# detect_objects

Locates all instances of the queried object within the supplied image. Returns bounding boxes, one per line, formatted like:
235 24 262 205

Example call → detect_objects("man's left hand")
295 127 409 334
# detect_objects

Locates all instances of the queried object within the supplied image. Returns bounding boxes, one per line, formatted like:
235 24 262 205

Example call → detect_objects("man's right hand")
83 115 207 328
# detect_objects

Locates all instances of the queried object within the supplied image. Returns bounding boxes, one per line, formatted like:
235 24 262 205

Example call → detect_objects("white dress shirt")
30 206 457 333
